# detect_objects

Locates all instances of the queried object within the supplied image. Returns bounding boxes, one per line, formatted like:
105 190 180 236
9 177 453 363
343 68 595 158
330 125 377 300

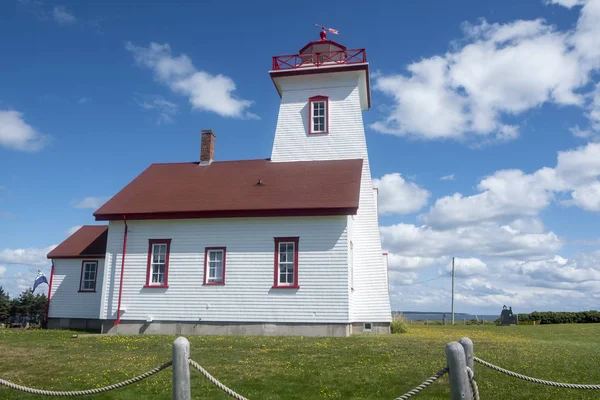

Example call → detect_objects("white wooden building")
46 29 392 336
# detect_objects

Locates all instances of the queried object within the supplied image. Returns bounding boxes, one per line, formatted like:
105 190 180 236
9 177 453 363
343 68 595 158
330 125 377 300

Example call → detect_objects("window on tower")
308 95 329 134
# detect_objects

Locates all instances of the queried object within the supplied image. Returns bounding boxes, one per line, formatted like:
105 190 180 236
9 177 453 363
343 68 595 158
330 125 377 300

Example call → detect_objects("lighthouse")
270 28 392 331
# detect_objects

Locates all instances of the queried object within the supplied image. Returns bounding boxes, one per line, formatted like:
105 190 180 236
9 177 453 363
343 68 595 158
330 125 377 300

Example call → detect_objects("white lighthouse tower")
270 28 392 332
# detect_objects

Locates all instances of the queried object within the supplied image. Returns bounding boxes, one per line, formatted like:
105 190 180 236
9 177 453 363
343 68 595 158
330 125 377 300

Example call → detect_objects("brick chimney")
200 130 215 165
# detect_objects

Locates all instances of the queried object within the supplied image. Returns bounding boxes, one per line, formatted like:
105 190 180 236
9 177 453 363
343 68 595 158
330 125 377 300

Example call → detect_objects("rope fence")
1 336 600 399
0 361 172 397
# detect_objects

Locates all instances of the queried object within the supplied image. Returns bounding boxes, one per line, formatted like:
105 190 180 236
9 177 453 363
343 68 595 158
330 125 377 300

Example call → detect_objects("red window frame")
144 239 171 288
273 237 300 289
78 260 98 293
308 95 329 135
203 247 226 285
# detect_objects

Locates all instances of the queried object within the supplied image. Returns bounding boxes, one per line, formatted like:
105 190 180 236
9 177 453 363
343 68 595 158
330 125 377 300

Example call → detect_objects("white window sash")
278 242 295 285
207 250 224 283
151 244 167 284
81 262 97 291
311 101 327 132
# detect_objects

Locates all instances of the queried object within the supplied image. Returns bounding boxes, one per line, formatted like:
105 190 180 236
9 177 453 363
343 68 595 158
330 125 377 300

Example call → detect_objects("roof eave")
94 207 359 221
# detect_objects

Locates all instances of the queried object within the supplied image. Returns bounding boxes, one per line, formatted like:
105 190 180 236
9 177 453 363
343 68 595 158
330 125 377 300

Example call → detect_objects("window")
204 247 226 285
308 95 328 134
145 239 171 288
273 237 299 288
364 322 372 331
79 260 98 292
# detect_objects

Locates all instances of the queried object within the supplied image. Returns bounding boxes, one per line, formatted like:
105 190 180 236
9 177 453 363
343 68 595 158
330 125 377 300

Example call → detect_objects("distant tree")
9 289 48 326
0 286 10 323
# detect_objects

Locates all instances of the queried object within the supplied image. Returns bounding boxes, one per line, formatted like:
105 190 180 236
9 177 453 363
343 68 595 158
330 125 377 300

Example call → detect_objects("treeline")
0 286 47 326
518 311 600 324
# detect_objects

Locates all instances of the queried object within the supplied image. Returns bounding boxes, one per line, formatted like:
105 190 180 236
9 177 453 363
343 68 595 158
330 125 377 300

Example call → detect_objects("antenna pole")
451 257 455 325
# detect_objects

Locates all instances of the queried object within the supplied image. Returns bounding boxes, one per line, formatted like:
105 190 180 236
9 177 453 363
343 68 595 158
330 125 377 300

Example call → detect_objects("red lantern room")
271 27 367 70
270 26 371 110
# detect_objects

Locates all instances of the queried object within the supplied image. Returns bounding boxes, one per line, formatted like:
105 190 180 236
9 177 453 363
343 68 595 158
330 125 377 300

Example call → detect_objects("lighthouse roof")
299 39 347 54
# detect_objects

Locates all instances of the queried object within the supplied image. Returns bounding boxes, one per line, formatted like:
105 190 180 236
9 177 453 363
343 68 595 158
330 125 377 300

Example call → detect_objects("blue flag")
33 270 48 292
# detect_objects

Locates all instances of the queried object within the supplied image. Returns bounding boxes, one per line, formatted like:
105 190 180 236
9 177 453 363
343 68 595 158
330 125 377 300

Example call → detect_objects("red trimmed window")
308 95 328 134
204 247 226 285
145 239 171 288
79 260 98 292
273 237 299 288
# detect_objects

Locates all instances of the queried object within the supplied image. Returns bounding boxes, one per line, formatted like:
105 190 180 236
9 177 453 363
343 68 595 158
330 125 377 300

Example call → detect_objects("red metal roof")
93 159 363 221
47 225 108 259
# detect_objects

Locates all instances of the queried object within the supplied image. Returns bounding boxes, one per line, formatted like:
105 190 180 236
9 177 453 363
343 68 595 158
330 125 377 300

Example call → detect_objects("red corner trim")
45 261 55 324
203 247 226 285
273 237 300 289
145 239 172 288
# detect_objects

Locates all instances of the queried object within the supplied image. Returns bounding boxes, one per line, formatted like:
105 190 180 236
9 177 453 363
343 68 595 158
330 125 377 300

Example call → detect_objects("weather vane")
315 24 339 39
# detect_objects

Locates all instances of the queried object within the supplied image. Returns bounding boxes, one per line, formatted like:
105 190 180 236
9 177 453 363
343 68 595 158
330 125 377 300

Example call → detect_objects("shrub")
390 317 409 334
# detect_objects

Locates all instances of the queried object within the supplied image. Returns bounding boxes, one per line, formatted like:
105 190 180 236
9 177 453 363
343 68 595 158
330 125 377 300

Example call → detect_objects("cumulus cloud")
373 173 430 215
74 196 109 209
423 142 600 228
386 254 448 271
0 110 47 151
0 246 55 267
372 0 600 143
381 222 562 260
52 6 76 25
441 174 455 181
446 258 489 277
0 265 6 279
125 42 257 119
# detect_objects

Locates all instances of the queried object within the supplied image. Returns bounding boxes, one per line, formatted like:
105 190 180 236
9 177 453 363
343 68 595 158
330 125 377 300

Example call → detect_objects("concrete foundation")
47 318 102 332
48 318 390 336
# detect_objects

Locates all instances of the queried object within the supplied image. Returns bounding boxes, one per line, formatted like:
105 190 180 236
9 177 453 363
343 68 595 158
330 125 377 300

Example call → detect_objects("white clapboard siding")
99 216 349 323
270 71 392 322
49 258 104 319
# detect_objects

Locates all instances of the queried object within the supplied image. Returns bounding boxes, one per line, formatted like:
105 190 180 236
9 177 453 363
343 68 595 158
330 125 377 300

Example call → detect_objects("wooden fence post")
459 337 474 375
446 341 473 400
173 336 191 400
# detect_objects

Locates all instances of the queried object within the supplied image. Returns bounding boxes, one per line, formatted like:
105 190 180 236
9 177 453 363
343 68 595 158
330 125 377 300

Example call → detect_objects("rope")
0 360 172 396
394 367 449 399
466 367 480 400
188 358 249 400
474 357 600 389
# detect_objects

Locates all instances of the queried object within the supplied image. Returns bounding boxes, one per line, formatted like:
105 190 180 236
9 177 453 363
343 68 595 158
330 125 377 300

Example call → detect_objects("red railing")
272 49 367 70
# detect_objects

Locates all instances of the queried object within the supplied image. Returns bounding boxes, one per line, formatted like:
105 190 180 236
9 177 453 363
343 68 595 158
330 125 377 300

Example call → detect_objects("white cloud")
0 246 55 267
381 222 562 260
135 94 178 124
0 265 6 279
66 225 82 236
0 110 47 151
423 142 600 229
125 42 257 119
386 254 448 271
441 174 455 181
446 257 489 277
78 97 90 104
373 173 430 215
546 0 586 8
74 196 109 209
52 6 76 25
372 2 600 143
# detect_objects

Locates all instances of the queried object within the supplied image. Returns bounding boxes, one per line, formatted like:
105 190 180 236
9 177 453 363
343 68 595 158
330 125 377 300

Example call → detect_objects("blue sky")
1 0 600 314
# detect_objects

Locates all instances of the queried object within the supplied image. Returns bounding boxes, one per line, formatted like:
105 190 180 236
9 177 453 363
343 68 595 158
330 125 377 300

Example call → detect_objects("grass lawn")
1 324 600 399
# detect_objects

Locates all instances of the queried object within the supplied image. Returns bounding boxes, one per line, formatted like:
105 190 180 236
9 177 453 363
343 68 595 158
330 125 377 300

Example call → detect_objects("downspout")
45 261 55 326
115 215 128 325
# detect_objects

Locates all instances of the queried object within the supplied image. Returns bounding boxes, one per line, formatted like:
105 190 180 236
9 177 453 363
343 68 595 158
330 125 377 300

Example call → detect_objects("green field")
1 324 600 399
